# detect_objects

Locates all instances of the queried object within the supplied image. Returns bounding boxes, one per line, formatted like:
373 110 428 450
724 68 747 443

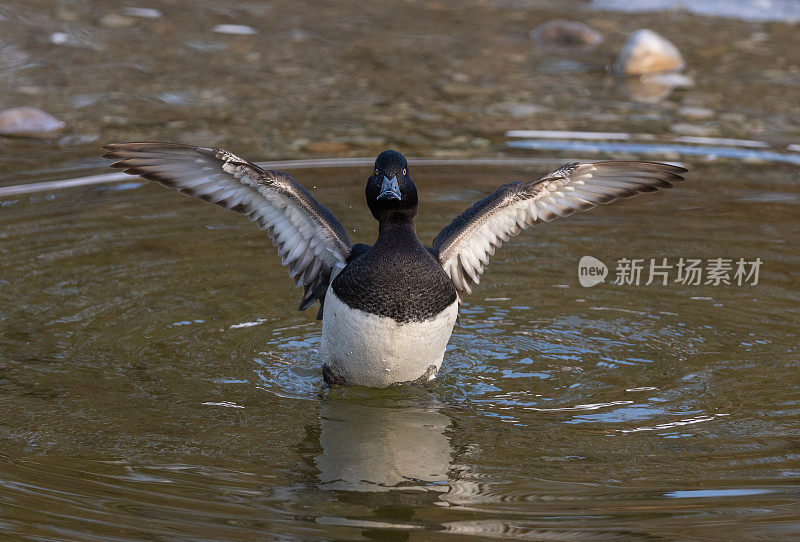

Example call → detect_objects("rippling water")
1 160 799 539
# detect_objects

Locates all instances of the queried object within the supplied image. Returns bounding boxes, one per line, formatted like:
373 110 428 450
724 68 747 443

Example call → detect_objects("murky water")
2 161 799 539
1 0 799 539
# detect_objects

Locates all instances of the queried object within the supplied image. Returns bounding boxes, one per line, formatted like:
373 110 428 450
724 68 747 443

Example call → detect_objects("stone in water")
616 29 685 75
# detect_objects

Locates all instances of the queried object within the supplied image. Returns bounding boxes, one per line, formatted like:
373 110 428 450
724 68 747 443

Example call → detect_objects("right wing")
103 142 352 313
432 161 686 295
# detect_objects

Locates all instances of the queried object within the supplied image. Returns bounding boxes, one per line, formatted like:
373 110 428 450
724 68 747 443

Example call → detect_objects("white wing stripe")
104 142 351 313
433 161 686 296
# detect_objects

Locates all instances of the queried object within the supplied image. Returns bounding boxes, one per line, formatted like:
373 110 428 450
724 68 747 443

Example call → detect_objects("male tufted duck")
104 143 685 387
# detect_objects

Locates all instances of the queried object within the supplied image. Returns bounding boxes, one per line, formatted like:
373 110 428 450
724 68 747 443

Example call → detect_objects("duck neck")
376 211 418 244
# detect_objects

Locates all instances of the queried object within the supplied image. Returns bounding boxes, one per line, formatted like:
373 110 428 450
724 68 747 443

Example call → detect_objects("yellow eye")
374 169 378 175
402 168 407 176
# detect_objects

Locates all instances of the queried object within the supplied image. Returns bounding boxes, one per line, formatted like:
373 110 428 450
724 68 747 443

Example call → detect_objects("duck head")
366 150 418 221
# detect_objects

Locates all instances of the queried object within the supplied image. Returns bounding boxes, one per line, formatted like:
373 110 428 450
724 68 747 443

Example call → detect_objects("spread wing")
103 142 352 313
432 161 686 295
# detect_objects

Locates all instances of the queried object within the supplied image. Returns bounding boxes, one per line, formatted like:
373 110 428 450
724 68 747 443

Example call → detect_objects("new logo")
578 255 608 287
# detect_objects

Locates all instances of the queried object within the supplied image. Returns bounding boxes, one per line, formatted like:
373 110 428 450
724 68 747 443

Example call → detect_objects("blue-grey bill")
377 175 401 200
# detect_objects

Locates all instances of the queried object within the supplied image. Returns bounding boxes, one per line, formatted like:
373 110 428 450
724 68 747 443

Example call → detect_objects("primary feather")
103 142 352 314
432 161 687 295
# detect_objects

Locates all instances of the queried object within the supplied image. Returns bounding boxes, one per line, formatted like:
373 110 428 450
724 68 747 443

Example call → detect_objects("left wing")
103 142 352 313
431 161 686 295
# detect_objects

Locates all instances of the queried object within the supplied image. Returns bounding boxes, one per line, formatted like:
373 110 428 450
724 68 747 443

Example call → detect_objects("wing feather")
432 161 686 297
103 142 351 314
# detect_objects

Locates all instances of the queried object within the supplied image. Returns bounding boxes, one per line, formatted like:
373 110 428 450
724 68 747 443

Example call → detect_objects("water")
1 0 800 539
2 160 799 538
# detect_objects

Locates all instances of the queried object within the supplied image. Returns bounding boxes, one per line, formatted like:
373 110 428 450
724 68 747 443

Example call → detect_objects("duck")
103 143 686 387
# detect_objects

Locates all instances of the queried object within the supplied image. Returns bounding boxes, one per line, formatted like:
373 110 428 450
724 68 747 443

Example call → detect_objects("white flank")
321 289 459 387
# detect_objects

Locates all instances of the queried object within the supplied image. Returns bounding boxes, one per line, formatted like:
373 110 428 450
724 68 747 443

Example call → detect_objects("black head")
365 150 418 220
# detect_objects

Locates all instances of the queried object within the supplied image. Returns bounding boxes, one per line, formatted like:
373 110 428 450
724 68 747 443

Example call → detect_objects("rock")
57 9 81 22
490 102 546 117
678 106 714 119
0 107 65 137
304 141 348 154
288 28 314 42
530 20 603 49
15 86 44 96
443 135 469 147
616 29 685 75
122 7 162 18
422 127 453 139
289 138 310 151
57 133 100 146
398 133 426 147
440 83 494 97
213 24 257 35
101 115 132 127
539 59 590 73
719 112 746 123
670 123 716 137
99 14 136 28
49 32 70 45
409 110 442 122
48 31 103 50
184 41 227 52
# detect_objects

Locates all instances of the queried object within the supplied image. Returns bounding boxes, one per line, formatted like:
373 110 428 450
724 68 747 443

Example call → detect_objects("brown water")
1 0 800 540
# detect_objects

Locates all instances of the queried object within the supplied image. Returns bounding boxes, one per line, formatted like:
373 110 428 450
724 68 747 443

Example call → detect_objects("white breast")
320 287 459 387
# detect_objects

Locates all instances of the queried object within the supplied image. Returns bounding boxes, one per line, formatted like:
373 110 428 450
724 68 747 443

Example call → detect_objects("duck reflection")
314 397 452 492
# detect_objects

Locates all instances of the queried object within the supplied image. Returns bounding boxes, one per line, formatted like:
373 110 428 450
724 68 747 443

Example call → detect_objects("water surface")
2 161 799 539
